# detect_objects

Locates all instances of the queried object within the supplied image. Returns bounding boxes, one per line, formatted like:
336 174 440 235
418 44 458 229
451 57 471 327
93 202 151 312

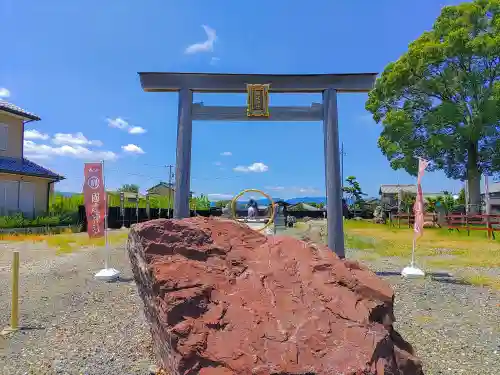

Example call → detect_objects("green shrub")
0 213 78 229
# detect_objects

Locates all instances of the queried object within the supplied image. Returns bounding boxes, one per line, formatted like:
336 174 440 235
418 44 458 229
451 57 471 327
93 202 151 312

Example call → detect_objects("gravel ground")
290 221 500 375
0 238 153 375
1 226 499 375
346 248 500 375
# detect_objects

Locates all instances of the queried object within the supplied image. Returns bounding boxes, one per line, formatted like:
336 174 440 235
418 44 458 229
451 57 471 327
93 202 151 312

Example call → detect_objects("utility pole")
167 164 174 218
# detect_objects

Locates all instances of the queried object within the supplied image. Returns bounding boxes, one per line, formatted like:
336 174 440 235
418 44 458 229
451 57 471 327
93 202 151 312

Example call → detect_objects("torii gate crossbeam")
138 72 377 258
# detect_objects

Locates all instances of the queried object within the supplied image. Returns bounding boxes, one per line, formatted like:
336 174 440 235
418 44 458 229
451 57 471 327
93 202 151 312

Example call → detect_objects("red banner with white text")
413 158 429 240
83 163 106 238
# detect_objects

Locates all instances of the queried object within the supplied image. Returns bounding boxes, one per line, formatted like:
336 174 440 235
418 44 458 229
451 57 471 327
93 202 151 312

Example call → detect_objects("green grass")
344 233 379 250
341 219 500 289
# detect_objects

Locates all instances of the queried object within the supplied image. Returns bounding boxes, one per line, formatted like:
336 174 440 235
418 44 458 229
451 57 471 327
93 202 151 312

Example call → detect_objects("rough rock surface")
127 217 424 375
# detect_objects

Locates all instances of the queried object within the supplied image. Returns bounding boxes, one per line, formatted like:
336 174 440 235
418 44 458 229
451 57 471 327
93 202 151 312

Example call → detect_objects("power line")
104 168 165 180
127 162 169 169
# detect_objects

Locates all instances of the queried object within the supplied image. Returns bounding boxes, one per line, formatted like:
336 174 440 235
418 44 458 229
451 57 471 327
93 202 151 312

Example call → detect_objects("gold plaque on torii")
246 84 270 117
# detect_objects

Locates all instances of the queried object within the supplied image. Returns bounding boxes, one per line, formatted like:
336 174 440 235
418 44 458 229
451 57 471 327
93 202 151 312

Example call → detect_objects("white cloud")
24 129 49 140
233 162 269 173
24 140 117 161
0 88 10 99
220 151 232 156
107 117 129 129
293 187 320 195
107 117 147 135
185 25 217 54
128 126 147 134
121 144 145 154
299 188 319 194
266 186 285 191
52 132 103 147
210 57 220 65
207 193 233 200
26 154 51 160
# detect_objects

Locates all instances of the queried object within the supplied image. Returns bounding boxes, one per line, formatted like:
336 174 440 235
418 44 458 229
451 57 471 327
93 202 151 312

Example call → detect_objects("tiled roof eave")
0 156 64 181
0 103 41 121
0 168 65 181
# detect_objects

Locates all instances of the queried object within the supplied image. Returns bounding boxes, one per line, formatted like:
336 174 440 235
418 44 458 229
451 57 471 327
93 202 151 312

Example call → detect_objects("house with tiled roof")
0 100 64 217
379 184 445 209
147 181 193 199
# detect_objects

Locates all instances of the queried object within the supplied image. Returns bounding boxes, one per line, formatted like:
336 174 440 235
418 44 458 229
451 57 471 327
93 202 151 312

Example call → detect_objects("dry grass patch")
46 231 129 254
0 234 46 243
461 273 500 290
1 230 129 254
414 315 436 324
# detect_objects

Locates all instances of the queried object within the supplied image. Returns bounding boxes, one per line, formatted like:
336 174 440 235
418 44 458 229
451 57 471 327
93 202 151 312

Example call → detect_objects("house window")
0 180 20 216
0 124 7 151
20 182 35 218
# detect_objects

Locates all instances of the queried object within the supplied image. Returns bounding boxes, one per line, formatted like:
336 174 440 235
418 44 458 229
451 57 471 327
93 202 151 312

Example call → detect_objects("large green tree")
366 0 500 213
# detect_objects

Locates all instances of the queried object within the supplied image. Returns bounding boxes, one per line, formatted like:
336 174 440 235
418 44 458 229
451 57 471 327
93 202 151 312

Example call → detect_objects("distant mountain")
285 196 326 205
210 198 283 208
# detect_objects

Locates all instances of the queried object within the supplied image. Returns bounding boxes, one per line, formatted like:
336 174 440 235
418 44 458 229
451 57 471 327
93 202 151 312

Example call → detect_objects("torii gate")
138 72 377 258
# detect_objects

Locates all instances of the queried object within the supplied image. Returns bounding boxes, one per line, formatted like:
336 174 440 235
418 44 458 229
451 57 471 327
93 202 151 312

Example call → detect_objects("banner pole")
93 160 120 281
401 157 426 278
411 238 416 268
411 174 418 268
102 160 109 269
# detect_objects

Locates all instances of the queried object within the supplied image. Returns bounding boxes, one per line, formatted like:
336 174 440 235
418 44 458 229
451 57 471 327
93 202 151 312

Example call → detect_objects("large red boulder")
127 217 424 375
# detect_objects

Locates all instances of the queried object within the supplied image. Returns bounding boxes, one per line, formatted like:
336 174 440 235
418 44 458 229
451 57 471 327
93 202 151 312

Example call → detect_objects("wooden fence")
390 211 500 239
446 214 500 238
389 211 438 228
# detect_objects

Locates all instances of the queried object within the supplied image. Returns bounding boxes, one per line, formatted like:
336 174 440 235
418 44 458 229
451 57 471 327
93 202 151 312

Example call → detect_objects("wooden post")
10 251 19 330
1 251 20 335
485 175 492 239
174 88 193 219
323 88 345 258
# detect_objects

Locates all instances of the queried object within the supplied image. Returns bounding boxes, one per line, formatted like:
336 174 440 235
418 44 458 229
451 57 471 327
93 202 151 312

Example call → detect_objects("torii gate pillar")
174 88 193 219
323 89 344 256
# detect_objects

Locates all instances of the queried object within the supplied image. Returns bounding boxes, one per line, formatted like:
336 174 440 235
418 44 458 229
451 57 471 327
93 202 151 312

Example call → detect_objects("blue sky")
1 0 468 200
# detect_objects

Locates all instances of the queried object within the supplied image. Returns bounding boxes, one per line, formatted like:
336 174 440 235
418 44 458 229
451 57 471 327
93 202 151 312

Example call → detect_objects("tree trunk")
467 142 481 214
